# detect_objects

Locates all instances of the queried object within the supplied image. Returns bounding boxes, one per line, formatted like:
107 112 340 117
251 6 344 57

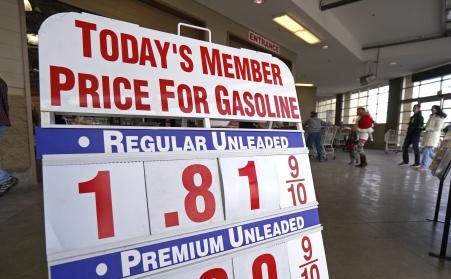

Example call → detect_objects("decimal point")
164 211 180 227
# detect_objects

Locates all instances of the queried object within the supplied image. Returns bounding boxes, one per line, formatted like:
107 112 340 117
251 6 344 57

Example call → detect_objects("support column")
386 78 403 132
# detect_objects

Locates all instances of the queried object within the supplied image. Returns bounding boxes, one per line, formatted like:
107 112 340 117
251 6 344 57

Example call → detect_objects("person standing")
0 77 18 197
399 104 423 167
346 126 359 166
304 111 328 161
417 105 447 172
355 107 374 168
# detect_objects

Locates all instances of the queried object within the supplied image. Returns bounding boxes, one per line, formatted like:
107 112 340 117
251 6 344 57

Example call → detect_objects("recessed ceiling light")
322 45 329 49
24 0 32 12
27 34 38 45
253 0 265 4
273 15 304 33
389 62 397 65
295 83 315 87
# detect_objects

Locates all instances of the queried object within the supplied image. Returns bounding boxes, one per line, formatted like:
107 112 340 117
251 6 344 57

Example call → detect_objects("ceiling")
194 0 451 96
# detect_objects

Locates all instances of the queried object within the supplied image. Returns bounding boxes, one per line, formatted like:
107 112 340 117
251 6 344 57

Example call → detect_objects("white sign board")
38 12 328 279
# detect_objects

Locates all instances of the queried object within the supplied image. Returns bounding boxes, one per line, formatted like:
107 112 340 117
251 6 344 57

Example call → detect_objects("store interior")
0 0 451 278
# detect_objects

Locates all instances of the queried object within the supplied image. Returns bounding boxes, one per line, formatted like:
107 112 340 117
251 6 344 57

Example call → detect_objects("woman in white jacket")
417 105 447 171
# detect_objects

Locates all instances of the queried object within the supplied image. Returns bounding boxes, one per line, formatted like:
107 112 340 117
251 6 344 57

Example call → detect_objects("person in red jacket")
355 107 375 168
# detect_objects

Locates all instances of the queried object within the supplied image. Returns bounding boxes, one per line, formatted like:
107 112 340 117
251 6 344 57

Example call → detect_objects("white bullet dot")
78 136 90 148
96 263 108 276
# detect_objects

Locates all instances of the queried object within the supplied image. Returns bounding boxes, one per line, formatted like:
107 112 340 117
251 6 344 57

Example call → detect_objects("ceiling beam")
319 0 363 11
362 34 445 50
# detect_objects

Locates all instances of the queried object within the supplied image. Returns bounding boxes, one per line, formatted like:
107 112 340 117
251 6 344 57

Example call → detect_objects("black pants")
402 135 420 164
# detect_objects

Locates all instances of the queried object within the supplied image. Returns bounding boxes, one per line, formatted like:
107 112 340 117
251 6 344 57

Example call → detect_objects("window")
315 97 336 124
340 84 389 124
442 75 451 94
400 74 451 135
419 78 441 98
442 98 451 128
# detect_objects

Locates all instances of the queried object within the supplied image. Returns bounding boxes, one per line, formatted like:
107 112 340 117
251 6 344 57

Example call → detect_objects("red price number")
238 160 260 210
203 254 279 279
165 164 216 227
287 155 307 206
299 236 320 279
200 268 229 279
78 170 115 239
252 253 279 279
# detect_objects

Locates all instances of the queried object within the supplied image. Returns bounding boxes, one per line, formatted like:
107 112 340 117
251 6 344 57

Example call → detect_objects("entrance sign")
248 31 281 54
38 12 328 279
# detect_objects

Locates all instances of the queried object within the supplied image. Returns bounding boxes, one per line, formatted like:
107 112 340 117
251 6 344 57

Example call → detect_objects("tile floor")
0 150 450 278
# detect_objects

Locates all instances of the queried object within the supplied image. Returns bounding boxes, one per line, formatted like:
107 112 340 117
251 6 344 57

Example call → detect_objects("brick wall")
0 0 33 182
0 94 31 171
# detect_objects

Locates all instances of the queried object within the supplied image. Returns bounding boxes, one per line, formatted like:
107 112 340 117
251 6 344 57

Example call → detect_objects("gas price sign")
38 12 329 279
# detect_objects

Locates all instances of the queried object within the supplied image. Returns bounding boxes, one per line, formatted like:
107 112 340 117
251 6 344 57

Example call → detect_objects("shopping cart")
334 127 351 148
384 129 404 154
321 126 338 160
308 126 338 160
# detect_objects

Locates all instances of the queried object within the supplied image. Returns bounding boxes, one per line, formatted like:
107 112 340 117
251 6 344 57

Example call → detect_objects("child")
346 127 359 165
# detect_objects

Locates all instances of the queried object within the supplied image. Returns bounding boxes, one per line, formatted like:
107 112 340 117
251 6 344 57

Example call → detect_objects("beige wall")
297 87 317 122
0 0 34 184
61 0 193 34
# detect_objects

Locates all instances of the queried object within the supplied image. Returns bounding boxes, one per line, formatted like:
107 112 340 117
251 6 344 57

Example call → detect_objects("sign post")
37 12 329 278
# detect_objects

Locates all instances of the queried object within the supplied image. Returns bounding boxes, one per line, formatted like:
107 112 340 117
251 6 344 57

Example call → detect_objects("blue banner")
36 127 304 158
50 208 319 279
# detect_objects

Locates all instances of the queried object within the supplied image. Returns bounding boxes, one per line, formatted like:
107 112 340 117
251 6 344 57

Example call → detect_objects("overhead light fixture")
295 30 321 45
295 83 315 87
253 0 265 4
273 14 321 45
389 61 397 65
24 0 32 12
273 15 304 33
27 34 39 45
322 45 329 49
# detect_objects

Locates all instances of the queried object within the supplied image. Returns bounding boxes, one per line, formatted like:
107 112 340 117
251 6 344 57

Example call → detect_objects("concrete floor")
0 150 450 278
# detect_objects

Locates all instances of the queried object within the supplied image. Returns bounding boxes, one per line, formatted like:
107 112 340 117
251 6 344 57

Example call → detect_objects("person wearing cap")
304 111 328 161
